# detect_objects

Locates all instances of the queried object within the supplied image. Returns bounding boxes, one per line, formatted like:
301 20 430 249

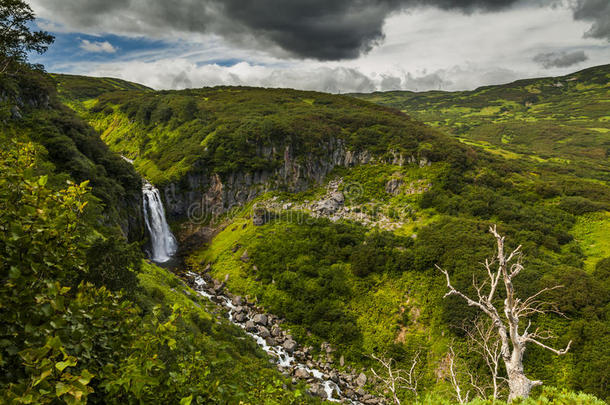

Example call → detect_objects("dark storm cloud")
35 0 523 60
217 0 523 59
533 50 589 68
571 0 610 41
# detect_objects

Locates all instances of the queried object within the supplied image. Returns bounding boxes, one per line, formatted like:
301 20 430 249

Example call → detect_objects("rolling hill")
352 64 610 183
48 67 610 402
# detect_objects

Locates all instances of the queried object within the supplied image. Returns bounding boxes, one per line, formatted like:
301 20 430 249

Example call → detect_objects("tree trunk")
506 359 540 401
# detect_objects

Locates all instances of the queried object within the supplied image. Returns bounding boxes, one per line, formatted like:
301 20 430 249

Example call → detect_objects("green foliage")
0 0 54 74
0 142 314 404
84 234 142 297
457 386 606 404
191 158 610 401
353 64 610 183
1 69 144 241
53 76 464 185
49 69 610 402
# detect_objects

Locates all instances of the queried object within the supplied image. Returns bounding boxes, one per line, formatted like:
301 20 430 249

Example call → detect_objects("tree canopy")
0 0 54 73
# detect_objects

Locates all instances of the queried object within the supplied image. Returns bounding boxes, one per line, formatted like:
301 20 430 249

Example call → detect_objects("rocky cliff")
162 136 430 222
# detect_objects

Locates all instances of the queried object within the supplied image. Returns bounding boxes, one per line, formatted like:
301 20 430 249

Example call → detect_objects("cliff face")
162 137 429 222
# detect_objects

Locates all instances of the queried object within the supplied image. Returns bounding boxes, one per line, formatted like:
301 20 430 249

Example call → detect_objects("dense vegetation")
51 67 610 403
7 0 606 402
0 70 313 403
353 64 610 183
1 70 144 240
54 77 458 185
189 154 610 402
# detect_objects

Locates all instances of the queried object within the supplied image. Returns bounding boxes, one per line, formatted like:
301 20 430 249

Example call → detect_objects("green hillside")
51 69 610 403
352 64 610 183
52 73 153 100
0 70 313 404
3 3 608 403
59 80 453 186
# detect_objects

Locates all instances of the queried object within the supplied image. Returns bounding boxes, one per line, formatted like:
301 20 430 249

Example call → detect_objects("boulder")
233 312 247 323
308 383 327 398
253 313 268 326
283 339 297 354
231 295 243 306
240 250 250 263
245 320 257 332
271 324 282 337
356 372 367 387
294 368 310 379
258 326 271 338
252 205 270 226
315 191 344 215
385 178 404 195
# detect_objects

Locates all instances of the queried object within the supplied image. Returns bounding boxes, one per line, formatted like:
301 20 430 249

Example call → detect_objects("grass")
572 211 610 271
136 260 316 403
352 64 610 184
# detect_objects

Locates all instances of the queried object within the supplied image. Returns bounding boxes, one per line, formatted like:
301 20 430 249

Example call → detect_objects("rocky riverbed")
184 270 385 404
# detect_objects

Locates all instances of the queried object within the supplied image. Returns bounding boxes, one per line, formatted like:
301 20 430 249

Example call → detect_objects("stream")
140 177 374 403
186 271 354 403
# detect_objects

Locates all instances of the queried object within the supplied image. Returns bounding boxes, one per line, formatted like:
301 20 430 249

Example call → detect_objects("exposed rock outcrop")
161 138 426 222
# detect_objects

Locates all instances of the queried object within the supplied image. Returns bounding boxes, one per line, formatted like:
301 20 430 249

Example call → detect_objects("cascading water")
187 272 355 403
142 181 177 263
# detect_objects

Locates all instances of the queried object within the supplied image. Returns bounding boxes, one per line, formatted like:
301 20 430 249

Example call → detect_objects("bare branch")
525 338 572 355
447 347 470 404
437 225 571 401
371 351 421 404
436 265 494 318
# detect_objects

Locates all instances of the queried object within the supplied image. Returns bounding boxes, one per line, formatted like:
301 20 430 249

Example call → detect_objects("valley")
2 2 609 403
41 67 610 403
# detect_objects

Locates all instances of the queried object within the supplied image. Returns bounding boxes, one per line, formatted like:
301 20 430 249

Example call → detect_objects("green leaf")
38 175 48 186
179 395 193 405
8 266 21 279
33 369 52 387
78 369 94 385
56 381 70 397
55 357 77 372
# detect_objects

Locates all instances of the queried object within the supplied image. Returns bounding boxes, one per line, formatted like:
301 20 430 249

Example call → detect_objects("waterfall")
142 181 177 263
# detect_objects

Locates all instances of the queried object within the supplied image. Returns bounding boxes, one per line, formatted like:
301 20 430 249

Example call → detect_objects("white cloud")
34 2 610 92
79 39 117 53
82 60 377 93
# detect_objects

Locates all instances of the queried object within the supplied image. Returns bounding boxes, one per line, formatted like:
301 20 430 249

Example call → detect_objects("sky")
28 0 610 93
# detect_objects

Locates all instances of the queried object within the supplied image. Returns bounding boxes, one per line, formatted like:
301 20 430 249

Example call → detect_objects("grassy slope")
136 261 315 404
52 72 610 402
352 64 610 183
53 75 455 185
51 74 153 101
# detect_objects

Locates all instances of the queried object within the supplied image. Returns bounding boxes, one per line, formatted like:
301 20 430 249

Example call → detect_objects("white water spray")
142 181 177 263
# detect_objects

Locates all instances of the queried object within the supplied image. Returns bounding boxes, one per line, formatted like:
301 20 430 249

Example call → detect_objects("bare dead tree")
447 347 470 404
461 318 506 400
436 225 571 401
371 352 421 404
